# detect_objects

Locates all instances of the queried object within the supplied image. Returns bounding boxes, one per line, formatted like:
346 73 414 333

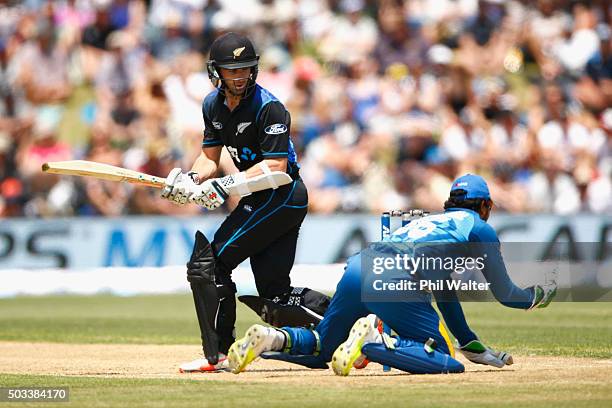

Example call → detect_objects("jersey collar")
218 84 258 110
445 207 480 217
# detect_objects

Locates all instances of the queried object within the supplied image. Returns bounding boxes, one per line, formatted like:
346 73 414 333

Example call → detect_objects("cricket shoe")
228 324 284 374
352 354 370 369
179 354 229 373
352 318 386 369
332 314 394 376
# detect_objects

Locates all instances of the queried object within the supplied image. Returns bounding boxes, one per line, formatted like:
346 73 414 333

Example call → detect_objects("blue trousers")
282 254 463 374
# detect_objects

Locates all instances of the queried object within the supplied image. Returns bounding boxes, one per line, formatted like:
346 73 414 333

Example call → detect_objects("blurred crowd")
0 0 610 217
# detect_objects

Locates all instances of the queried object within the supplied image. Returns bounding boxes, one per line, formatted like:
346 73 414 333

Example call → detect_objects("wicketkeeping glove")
459 339 513 368
161 168 200 205
528 283 557 310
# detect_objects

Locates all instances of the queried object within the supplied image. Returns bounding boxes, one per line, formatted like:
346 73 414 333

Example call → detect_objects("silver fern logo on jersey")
265 124 287 135
236 122 252 134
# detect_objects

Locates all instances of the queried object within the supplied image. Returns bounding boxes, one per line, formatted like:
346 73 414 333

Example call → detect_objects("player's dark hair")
443 189 491 212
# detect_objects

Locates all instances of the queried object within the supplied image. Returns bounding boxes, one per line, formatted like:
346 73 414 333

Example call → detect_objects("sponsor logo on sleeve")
212 121 223 130
264 124 287 135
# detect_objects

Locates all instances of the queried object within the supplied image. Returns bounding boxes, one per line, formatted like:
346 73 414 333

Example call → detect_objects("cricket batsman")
226 174 557 375
160 32 330 372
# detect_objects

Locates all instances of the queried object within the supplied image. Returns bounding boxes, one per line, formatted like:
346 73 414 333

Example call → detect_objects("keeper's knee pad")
362 342 464 374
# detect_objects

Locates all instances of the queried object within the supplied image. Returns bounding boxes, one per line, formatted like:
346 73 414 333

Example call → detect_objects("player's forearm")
243 158 287 179
434 291 478 347
480 245 534 309
191 154 219 181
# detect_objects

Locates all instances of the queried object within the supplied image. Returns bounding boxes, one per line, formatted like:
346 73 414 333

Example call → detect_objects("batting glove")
528 283 557 310
459 339 513 368
161 168 200 205
191 178 230 210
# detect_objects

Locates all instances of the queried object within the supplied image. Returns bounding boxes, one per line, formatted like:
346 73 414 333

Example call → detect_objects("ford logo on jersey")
265 123 287 135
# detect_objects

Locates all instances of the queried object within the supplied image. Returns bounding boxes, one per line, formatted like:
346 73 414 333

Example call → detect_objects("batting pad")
260 352 328 369
362 343 464 374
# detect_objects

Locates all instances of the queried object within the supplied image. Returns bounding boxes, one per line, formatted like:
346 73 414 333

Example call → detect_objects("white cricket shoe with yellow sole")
228 324 281 374
332 314 387 376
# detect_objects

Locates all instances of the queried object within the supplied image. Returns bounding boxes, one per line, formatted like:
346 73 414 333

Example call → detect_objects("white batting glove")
160 168 199 205
191 178 229 210
459 339 513 368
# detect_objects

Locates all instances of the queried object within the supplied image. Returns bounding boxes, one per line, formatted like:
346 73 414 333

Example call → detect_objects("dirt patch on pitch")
1 342 611 386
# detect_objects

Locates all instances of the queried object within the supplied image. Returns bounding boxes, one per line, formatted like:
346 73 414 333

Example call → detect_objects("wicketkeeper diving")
227 174 557 375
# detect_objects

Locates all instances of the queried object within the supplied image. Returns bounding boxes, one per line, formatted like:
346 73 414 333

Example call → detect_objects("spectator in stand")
13 20 72 106
0 0 609 218
17 106 74 216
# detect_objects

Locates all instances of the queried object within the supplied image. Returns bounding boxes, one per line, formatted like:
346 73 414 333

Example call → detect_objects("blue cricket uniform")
279 208 537 373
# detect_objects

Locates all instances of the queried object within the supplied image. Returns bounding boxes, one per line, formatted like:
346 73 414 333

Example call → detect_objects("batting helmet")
206 32 259 96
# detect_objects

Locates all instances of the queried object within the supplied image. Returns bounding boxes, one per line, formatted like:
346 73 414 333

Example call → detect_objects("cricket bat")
42 160 166 188
41 160 294 196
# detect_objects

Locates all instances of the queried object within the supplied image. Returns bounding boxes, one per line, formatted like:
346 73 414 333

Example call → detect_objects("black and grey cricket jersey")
201 84 300 177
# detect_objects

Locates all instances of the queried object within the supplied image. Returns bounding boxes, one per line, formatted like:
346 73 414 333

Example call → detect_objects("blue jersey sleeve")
470 221 535 309
434 290 478 347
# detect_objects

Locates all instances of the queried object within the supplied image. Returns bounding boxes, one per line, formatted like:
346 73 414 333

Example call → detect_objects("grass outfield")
1 372 611 408
0 295 610 407
0 294 610 358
